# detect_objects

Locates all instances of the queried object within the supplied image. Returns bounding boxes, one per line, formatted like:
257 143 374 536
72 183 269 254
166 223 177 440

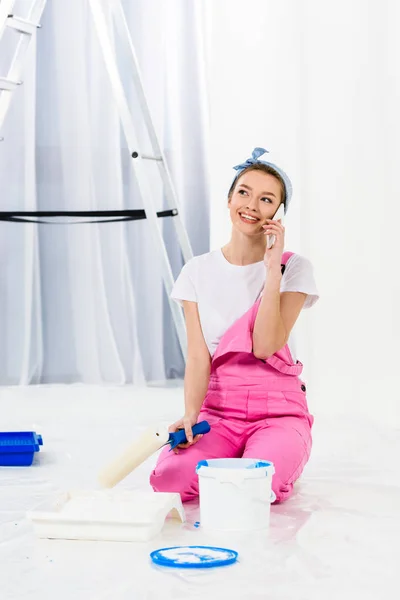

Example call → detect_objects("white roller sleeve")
98 427 170 488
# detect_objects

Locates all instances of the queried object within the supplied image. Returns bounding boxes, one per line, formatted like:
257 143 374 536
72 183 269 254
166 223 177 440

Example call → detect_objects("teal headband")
232 147 292 212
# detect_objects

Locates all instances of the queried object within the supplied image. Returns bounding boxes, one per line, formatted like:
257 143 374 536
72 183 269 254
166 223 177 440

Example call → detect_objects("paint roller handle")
168 420 211 450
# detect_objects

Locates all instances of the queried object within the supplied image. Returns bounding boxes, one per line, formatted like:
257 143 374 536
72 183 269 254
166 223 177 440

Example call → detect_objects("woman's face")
228 170 283 236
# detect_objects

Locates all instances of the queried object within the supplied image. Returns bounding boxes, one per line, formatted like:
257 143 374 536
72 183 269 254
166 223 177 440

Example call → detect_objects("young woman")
150 147 319 503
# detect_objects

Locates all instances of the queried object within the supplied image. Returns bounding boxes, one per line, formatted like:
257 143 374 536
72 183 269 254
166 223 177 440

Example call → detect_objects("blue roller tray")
0 432 43 466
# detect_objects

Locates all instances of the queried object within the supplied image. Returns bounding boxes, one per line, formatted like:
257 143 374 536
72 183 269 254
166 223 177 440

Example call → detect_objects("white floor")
1 384 399 600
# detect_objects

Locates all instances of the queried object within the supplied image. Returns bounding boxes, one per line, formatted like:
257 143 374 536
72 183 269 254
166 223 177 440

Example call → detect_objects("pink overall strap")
281 251 294 273
212 250 303 377
251 250 295 317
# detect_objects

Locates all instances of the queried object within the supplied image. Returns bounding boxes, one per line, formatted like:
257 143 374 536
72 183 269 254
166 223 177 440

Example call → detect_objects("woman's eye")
238 190 247 195
261 197 273 203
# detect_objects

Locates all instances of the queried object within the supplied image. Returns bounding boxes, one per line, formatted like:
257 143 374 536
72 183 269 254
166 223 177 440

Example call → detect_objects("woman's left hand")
262 219 285 269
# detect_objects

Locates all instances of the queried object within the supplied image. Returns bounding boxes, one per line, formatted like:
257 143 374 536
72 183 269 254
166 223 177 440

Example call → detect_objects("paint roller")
98 421 211 488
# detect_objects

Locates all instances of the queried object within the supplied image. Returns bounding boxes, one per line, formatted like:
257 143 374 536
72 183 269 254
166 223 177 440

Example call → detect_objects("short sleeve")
170 260 197 305
280 254 319 309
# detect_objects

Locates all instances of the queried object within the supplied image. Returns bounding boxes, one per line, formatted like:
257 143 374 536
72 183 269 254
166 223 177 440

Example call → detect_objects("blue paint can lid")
150 545 238 569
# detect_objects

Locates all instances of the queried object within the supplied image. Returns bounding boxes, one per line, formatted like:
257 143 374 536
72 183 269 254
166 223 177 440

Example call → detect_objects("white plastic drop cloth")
1 384 399 600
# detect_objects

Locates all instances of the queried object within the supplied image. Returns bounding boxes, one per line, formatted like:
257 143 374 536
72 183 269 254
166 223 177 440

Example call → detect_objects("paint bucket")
195 458 275 531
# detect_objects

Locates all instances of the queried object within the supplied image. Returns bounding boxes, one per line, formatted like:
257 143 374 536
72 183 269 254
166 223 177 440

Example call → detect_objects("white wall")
205 0 400 426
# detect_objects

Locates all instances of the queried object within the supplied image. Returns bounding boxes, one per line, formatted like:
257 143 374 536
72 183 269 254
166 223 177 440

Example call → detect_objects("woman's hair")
228 163 287 209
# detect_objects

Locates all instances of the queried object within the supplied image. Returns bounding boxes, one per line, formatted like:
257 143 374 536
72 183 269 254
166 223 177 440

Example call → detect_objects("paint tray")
0 431 43 466
27 490 185 542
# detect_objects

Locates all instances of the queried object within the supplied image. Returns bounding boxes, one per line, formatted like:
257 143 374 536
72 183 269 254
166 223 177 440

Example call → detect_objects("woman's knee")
150 456 199 502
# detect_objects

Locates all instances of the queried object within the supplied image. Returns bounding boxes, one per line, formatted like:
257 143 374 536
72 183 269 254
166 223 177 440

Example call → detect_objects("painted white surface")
1 384 399 599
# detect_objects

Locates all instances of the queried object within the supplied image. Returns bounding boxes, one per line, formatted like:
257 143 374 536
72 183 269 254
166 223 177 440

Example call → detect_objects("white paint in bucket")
196 458 275 532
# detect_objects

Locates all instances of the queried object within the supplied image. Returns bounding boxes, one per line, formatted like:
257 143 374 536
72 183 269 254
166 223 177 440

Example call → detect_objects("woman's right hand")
169 413 202 451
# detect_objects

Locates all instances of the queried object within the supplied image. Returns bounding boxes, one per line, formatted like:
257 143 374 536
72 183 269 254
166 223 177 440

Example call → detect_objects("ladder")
0 0 47 140
0 0 194 359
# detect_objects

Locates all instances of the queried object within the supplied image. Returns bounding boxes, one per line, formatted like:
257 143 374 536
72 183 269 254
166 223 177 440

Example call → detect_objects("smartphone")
266 203 285 249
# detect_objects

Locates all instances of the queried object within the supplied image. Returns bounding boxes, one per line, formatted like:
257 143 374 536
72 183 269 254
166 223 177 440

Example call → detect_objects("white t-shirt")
171 249 319 361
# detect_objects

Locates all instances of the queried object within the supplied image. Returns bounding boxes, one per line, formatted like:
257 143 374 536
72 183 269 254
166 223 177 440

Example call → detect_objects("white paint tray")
27 490 185 542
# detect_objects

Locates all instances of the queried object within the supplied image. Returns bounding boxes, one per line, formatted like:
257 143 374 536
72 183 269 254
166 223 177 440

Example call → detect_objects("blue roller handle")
168 421 211 450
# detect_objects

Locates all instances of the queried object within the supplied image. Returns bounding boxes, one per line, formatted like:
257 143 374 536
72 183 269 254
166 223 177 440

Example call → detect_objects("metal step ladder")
0 0 194 359
0 0 47 140
87 0 193 358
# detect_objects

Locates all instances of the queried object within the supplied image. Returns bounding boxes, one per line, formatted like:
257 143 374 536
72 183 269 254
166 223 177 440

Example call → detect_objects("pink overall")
150 252 314 503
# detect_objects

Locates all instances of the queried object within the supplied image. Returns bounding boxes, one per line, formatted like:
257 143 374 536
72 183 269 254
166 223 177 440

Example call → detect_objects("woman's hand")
168 412 203 452
262 219 285 270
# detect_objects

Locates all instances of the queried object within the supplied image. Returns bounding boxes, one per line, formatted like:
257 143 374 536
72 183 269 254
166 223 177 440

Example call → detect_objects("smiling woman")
150 147 319 505
229 169 283 232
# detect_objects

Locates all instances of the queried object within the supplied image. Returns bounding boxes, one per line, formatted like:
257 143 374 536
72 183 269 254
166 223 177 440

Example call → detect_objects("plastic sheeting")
1 384 399 599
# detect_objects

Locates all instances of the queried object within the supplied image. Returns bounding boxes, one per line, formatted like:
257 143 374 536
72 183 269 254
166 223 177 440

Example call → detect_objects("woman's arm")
252 268 306 359
182 300 211 419
169 300 211 446
253 218 307 359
